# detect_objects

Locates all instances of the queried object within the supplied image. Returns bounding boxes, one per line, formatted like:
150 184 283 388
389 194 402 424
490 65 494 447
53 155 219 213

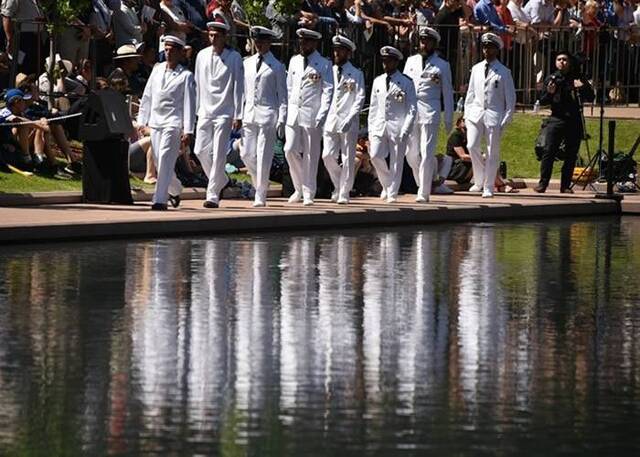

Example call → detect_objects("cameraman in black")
534 51 594 194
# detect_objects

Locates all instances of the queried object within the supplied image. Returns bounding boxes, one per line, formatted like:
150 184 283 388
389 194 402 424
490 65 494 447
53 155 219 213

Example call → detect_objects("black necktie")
257 54 263 72
386 74 391 91
422 55 427 70
485 62 490 79
303 56 308 69
337 65 343 82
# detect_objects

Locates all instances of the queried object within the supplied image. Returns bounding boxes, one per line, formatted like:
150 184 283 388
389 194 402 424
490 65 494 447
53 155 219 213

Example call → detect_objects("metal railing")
3 19 639 109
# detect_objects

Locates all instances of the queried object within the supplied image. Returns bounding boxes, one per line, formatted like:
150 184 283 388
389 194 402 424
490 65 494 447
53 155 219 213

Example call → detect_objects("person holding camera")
534 51 594 194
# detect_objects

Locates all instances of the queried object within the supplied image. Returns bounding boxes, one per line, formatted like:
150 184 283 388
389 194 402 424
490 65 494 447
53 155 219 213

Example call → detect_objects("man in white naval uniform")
368 46 417 204
137 35 196 211
464 32 516 198
322 35 366 205
241 26 287 207
284 28 334 206
194 17 244 208
403 27 454 202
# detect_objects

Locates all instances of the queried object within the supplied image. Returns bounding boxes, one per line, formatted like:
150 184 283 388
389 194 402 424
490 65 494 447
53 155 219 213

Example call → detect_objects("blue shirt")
474 0 506 33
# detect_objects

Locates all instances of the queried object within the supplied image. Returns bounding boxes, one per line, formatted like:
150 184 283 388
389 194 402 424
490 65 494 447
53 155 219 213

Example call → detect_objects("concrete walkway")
1 189 637 244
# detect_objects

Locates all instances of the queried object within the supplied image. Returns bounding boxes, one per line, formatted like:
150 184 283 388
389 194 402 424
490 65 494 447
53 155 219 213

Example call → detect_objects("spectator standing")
283 28 334 206
474 0 511 33
464 33 515 198
159 0 191 53
109 44 146 97
495 0 515 50
1 0 44 74
368 46 417 203
434 0 472 78
89 0 116 76
193 17 244 208
112 0 144 48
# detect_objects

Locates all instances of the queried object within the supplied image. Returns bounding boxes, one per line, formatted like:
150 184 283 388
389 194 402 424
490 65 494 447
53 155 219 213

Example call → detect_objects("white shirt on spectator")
523 0 554 24
0 0 42 33
507 0 531 24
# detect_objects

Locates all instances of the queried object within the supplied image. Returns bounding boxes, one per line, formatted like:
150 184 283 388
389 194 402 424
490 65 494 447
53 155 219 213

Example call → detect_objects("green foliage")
243 0 299 27
38 0 91 33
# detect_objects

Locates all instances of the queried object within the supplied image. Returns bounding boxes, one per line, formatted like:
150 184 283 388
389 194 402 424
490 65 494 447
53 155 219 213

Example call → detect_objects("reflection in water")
1 218 640 455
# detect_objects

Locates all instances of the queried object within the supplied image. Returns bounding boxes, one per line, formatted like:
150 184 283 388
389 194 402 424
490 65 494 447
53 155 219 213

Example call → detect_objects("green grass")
0 172 153 194
436 113 639 179
1 114 637 193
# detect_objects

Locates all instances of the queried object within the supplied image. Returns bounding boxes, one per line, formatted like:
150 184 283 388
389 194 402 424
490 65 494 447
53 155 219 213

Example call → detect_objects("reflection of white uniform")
279 238 319 412
367 70 417 201
284 50 334 203
138 62 196 205
322 61 366 203
403 52 454 201
464 58 515 193
194 46 244 203
241 51 287 205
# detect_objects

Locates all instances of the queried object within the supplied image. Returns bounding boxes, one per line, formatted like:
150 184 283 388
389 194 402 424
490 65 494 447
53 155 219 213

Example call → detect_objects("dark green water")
1 217 640 456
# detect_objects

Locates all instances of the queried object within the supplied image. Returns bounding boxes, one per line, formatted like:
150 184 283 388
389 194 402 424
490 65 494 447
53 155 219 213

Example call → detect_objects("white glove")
276 122 285 139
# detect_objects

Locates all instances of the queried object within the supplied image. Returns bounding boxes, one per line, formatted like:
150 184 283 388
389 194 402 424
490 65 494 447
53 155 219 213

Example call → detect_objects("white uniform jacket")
403 52 454 129
464 59 516 128
194 46 244 120
367 70 417 138
324 61 366 134
243 51 287 127
286 50 334 128
138 62 196 134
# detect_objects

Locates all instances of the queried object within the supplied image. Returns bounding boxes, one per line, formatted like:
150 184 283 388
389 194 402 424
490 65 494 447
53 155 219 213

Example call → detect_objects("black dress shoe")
533 184 547 193
560 188 574 194
169 194 181 208
151 203 168 211
203 200 219 209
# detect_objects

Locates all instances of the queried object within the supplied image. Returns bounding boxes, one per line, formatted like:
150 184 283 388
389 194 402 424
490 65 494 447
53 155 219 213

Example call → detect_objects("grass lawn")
1 113 637 193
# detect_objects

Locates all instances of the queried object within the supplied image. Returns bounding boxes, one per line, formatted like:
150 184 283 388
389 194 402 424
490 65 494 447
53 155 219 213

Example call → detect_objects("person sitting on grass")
446 116 518 193
0 89 77 179
19 76 83 175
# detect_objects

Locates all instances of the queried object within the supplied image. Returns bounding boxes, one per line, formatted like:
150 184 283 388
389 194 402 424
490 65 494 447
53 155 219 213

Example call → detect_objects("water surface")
1 217 640 456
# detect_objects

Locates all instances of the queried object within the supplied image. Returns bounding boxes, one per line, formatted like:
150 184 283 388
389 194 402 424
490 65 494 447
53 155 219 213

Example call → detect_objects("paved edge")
0 199 620 244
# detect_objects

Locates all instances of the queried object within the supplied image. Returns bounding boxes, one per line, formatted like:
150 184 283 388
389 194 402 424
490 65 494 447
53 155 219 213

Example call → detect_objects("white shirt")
194 46 244 120
368 70 417 138
403 52 454 130
324 60 366 134
138 62 196 134
507 1 531 24
286 50 334 128
523 0 554 24
243 51 287 127
464 59 516 128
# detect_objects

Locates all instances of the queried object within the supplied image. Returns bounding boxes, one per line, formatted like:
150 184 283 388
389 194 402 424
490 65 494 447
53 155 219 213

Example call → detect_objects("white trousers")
369 133 407 199
284 124 322 200
322 130 358 201
406 122 439 199
194 118 231 203
466 119 501 192
150 127 183 205
241 123 276 203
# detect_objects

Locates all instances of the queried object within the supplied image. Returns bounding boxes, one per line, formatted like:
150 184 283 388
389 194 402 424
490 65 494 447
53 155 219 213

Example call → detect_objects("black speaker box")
79 89 134 141
82 139 134 204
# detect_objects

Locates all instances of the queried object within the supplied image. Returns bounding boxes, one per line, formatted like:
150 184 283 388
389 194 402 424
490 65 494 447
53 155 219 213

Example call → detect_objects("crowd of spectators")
0 0 638 183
